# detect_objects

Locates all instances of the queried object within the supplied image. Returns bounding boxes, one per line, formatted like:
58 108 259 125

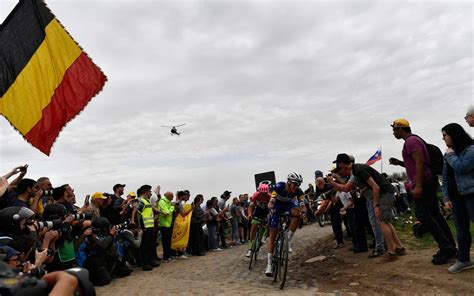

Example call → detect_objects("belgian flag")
0 0 107 155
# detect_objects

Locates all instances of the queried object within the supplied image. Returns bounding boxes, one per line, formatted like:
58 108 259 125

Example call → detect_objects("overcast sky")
0 0 472 203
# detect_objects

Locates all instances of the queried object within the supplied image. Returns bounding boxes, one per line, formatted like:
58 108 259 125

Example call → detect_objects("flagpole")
380 146 383 173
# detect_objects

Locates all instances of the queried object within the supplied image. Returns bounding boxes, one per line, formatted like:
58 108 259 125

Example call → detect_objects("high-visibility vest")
139 197 154 229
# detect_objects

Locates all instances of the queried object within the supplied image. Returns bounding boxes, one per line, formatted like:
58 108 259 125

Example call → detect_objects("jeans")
414 178 456 253
345 208 355 243
231 219 239 241
207 223 218 250
218 220 228 248
451 194 474 262
366 197 385 251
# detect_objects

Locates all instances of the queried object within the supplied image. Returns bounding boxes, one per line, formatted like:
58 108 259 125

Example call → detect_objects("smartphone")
84 195 90 206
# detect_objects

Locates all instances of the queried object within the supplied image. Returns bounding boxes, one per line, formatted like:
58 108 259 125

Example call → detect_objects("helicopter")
162 124 186 136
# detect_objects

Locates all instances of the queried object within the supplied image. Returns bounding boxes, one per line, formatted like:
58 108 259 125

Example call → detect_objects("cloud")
0 1 472 202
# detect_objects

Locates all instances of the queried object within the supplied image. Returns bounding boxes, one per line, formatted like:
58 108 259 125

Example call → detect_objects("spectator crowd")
0 106 472 294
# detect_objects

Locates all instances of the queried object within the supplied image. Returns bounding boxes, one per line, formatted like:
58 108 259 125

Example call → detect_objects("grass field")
394 210 474 250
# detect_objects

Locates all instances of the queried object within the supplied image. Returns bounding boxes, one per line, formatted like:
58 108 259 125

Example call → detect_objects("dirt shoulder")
295 229 473 295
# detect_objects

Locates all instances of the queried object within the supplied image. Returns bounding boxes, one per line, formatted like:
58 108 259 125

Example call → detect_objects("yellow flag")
171 204 193 249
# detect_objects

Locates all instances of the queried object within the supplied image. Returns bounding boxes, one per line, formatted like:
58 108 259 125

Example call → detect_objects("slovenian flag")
0 0 106 155
366 147 382 166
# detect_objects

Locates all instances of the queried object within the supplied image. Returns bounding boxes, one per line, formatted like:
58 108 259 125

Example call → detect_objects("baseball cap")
391 119 410 128
0 246 20 261
113 184 126 191
223 190 232 196
91 192 107 200
128 192 137 198
314 170 324 178
332 153 351 165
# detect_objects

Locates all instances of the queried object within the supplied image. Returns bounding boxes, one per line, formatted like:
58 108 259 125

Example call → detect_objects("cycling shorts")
251 206 269 224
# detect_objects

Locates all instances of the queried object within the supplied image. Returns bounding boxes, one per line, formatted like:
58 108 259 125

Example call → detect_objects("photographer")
77 217 131 286
114 223 142 268
1 240 49 278
52 186 75 215
5 179 42 216
118 192 138 223
83 192 109 220
42 204 91 272
0 165 28 209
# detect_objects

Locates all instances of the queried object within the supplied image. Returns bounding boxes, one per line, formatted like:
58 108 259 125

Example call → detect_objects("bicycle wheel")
273 235 280 283
318 215 325 227
278 231 289 289
248 224 261 270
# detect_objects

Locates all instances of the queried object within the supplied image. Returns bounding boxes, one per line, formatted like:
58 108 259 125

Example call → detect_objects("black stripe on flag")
0 0 54 97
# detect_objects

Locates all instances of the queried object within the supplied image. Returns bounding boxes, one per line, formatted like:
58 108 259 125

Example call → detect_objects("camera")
29 219 62 230
115 222 129 231
71 213 92 221
0 262 95 296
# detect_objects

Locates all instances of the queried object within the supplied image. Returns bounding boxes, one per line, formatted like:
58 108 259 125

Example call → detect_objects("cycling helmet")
287 172 303 185
257 183 269 193
314 170 323 178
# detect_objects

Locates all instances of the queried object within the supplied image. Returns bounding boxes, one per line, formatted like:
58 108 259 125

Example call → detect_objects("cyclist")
245 183 272 257
265 172 306 276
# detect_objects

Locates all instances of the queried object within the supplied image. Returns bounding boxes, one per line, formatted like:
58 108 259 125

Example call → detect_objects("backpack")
409 135 444 176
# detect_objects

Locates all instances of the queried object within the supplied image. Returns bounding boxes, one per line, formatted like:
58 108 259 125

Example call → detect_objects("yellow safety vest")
139 197 154 229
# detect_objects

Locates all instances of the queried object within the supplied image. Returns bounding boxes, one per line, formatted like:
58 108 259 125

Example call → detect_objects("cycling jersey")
251 191 272 209
268 182 304 228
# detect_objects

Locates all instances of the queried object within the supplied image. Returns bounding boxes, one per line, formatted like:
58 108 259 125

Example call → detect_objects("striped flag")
366 147 382 166
0 0 106 155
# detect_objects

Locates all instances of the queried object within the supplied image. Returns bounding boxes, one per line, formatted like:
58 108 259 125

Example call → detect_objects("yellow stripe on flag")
0 19 82 134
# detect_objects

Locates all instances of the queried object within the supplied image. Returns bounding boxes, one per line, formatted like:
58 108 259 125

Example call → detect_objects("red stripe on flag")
24 52 106 155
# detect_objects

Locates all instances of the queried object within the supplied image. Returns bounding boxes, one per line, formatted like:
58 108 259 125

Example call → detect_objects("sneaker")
288 241 293 253
448 260 474 274
368 249 386 258
262 237 268 244
395 247 407 256
163 258 175 263
380 252 398 263
212 248 223 252
245 250 252 258
179 254 189 259
265 264 273 277
333 243 344 249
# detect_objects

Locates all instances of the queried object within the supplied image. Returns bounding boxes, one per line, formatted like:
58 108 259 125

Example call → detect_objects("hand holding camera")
34 248 50 266
389 157 399 165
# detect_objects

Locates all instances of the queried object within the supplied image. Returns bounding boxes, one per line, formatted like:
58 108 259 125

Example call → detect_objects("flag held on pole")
366 147 382 166
0 0 107 155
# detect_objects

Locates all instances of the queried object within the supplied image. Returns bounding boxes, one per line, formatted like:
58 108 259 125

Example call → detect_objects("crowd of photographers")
0 165 243 294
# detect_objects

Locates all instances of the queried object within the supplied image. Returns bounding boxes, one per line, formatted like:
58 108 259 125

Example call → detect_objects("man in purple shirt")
390 119 456 265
